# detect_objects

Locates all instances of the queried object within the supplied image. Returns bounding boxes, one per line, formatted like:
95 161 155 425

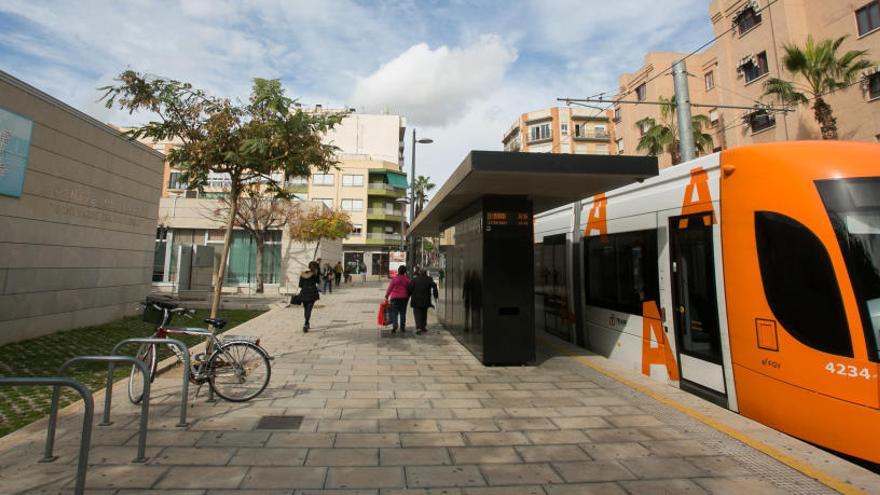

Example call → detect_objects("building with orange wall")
502 107 616 156
612 0 879 168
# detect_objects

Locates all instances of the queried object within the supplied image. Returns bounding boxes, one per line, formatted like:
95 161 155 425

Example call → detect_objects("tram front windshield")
818 178 880 361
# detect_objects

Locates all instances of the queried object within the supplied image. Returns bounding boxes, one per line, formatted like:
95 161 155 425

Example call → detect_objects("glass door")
669 214 727 402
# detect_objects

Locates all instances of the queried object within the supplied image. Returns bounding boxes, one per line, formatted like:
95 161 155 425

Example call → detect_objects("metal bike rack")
110 338 190 427
0 377 93 495
46 356 151 463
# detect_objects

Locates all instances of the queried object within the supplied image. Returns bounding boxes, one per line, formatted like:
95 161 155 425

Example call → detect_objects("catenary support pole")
672 59 696 163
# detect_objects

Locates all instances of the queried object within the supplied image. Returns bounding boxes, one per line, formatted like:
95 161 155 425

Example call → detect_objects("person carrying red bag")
384 265 411 334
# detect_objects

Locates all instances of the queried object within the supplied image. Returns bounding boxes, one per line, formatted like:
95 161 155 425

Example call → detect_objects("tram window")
585 230 659 315
755 211 853 357
817 178 880 362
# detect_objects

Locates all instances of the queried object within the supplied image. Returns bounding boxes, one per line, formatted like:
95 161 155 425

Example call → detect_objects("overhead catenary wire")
567 0 782 115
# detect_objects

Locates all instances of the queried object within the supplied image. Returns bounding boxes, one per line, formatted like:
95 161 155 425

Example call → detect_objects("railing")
367 208 404 217
366 233 402 241
574 131 609 140
367 183 397 191
0 377 93 495
47 356 152 464
111 338 190 427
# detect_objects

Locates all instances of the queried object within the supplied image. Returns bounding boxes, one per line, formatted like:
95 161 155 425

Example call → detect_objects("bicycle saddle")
204 318 227 329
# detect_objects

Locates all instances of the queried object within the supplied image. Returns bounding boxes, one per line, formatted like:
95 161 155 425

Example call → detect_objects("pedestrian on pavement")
322 263 333 293
359 261 367 283
343 264 352 283
298 261 321 333
334 261 343 286
384 265 411 334
408 267 439 334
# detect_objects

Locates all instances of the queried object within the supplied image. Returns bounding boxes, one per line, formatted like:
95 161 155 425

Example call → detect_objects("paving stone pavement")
0 282 848 494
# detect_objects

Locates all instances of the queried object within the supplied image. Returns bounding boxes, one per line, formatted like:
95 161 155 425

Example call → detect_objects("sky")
0 0 714 187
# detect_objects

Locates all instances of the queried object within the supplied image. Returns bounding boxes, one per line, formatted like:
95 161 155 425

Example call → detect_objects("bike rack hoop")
111 338 190 427
0 377 93 495
48 356 151 463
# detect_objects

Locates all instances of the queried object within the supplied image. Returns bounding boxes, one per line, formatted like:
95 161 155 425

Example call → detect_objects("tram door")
669 214 727 405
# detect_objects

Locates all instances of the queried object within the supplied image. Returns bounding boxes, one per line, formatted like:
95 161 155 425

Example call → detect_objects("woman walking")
298 261 321 333
384 265 411 334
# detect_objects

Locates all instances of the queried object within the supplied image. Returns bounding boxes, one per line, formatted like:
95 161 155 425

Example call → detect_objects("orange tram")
534 141 880 464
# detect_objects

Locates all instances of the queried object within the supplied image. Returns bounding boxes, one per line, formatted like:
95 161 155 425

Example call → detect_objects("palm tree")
413 175 435 216
763 35 873 140
635 96 713 165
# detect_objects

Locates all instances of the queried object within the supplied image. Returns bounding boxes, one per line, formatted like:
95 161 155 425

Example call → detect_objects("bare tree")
213 188 296 293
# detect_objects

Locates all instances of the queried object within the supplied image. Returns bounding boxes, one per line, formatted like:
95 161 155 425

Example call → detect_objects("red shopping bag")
378 301 392 326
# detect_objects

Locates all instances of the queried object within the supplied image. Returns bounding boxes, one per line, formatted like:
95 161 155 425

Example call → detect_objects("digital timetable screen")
486 211 531 226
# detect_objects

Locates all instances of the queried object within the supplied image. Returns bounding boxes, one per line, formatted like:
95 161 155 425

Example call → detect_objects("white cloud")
351 36 518 126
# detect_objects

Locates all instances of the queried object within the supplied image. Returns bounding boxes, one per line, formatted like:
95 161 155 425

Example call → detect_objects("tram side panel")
578 154 737 396
720 143 880 463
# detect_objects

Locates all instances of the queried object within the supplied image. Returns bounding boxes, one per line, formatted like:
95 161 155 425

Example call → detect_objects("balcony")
367 208 404 221
367 182 405 198
573 131 610 141
366 232 403 246
285 182 308 194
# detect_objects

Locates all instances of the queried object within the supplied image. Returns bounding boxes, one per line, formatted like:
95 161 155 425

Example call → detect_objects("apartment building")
613 0 880 168
613 51 723 168
144 111 407 293
502 107 616 155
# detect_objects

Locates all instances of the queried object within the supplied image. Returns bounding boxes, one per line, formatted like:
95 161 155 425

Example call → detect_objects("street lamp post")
409 129 433 270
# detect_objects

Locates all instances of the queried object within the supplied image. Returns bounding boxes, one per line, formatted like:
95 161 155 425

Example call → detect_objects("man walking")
408 268 439 334
334 261 343 286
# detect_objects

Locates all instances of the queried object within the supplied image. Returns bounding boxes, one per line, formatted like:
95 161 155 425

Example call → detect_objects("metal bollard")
110 338 190 427
47 356 150 463
0 377 93 495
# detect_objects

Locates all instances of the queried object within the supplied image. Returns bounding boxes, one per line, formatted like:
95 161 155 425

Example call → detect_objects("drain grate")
256 415 304 430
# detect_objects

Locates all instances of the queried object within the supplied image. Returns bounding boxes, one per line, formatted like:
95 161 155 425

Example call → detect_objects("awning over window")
386 172 408 189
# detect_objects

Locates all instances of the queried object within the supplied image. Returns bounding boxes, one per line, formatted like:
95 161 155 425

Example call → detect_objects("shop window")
584 229 659 315
755 211 853 357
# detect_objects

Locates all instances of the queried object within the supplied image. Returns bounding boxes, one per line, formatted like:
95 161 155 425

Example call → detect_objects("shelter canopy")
410 151 658 235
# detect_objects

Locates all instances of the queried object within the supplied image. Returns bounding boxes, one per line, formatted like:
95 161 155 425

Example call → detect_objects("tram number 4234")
824 362 876 380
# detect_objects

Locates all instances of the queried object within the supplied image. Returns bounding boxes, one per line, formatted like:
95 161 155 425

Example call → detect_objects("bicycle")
130 297 272 404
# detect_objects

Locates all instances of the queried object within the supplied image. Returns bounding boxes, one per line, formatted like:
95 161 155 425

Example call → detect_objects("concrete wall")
0 71 165 344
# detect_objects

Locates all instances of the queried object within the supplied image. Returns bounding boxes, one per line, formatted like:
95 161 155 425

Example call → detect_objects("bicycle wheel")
207 341 271 402
128 343 157 404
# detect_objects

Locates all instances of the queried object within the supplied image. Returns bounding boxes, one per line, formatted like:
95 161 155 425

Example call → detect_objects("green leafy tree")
635 95 713 165
288 204 353 261
413 175 435 216
763 35 873 140
100 71 344 322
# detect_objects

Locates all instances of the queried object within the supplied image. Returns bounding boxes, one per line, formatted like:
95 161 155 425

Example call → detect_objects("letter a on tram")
584 193 608 241
641 301 680 381
679 167 716 229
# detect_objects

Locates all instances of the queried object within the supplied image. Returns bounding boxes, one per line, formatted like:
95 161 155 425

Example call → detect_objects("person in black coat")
408 268 439 334
298 261 321 332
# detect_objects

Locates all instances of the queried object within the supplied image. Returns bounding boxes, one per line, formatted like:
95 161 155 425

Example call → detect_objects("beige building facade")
0 71 165 344
614 0 880 168
146 111 408 291
503 107 616 155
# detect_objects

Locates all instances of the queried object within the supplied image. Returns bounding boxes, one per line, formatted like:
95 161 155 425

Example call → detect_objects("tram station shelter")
410 151 657 365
